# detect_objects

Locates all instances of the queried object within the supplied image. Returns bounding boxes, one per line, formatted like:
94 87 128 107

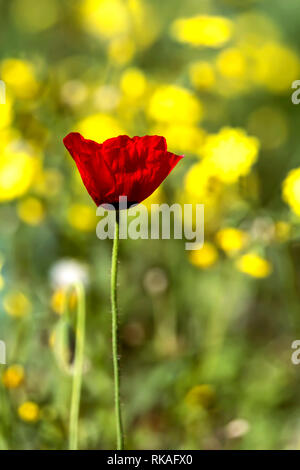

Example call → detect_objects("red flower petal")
63 133 183 207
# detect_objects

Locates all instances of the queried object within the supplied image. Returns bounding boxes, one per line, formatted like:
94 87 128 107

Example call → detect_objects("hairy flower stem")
69 283 86 450
111 211 124 450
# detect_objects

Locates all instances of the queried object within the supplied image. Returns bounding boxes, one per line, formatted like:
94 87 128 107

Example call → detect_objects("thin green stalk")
69 282 86 450
111 212 124 450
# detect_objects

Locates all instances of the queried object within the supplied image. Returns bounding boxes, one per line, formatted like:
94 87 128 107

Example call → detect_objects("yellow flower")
216 228 249 254
0 94 13 130
185 384 216 408
182 160 227 230
18 401 40 422
51 289 65 315
108 37 135 65
120 68 146 99
81 0 129 40
4 291 32 318
0 149 37 202
153 124 205 156
236 253 272 278
18 197 45 226
148 85 202 124
184 161 223 203
2 365 25 389
252 42 300 93
1 59 39 99
189 242 218 269
68 203 97 232
216 47 247 79
51 288 77 315
202 127 259 184
189 61 216 90
171 15 233 48
76 113 125 142
282 168 300 216
127 0 160 50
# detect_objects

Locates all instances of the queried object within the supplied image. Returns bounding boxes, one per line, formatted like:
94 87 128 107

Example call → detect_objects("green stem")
111 212 124 450
69 283 86 450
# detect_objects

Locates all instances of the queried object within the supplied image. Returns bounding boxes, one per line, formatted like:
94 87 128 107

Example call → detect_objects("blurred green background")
1 0 300 450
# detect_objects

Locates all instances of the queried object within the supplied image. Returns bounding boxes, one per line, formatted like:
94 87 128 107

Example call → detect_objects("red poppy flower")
63 133 183 208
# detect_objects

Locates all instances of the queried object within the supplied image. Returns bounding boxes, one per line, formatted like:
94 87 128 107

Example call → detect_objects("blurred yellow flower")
236 253 272 278
2 365 24 389
0 275 4 291
76 113 125 142
148 85 202 124
153 124 205 155
81 0 129 39
11 0 59 33
51 289 65 315
51 288 77 315
1 59 39 99
216 227 249 254
185 384 216 408
0 131 22 155
216 47 247 79
18 401 40 422
282 168 300 216
251 42 300 93
4 291 32 318
0 150 37 202
18 197 45 226
0 95 13 130
202 127 259 184
171 15 233 48
189 242 218 269
184 161 222 203
128 0 160 49
189 61 216 90
120 68 146 99
108 37 135 65
68 203 97 232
